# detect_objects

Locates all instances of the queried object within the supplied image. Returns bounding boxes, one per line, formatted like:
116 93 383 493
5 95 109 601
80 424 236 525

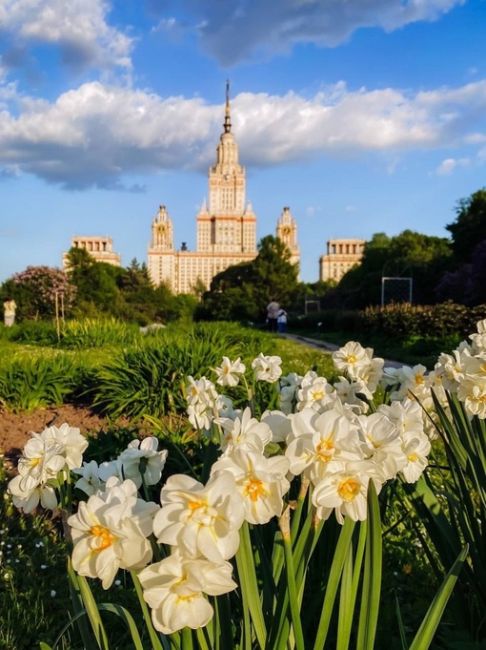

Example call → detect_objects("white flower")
251 353 282 383
186 376 220 430
8 474 57 513
286 408 362 483
457 375 486 418
16 435 65 487
333 377 370 414
211 448 290 524
357 412 406 481
217 407 272 454
153 473 244 562
261 410 292 443
279 372 302 413
186 376 218 407
118 437 168 487
332 342 370 380
42 423 88 469
68 478 159 589
98 459 124 483
312 465 382 524
73 460 103 496
214 356 246 387
296 375 334 412
400 432 431 483
139 551 236 635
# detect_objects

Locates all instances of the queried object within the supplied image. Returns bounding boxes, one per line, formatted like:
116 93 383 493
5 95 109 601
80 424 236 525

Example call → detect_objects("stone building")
147 85 299 294
319 238 365 282
63 236 121 268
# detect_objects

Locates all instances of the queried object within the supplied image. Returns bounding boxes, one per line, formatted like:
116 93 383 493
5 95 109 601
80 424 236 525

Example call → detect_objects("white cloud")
0 78 485 188
159 0 465 64
0 0 132 70
436 157 470 175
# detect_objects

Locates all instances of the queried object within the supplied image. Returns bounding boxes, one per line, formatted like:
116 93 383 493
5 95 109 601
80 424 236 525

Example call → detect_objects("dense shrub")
293 302 486 340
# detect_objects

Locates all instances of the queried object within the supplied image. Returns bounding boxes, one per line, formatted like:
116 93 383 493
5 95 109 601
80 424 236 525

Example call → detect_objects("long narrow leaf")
409 545 469 650
356 480 382 650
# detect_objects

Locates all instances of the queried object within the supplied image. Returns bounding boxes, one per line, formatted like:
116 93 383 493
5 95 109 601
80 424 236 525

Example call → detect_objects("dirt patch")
0 404 131 463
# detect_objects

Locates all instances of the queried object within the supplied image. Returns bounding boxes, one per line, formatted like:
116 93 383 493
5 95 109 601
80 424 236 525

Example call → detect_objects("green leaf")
313 517 356 650
409 545 469 650
356 480 382 650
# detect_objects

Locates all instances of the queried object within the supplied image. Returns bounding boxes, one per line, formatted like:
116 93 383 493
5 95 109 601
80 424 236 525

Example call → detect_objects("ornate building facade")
63 236 121 268
319 238 365 282
148 87 299 294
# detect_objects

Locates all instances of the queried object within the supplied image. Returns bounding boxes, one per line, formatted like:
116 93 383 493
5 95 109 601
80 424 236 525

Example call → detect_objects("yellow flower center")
414 374 425 385
316 438 334 462
311 389 325 401
337 477 361 502
244 477 266 502
29 457 42 468
407 453 418 462
346 354 357 364
187 498 206 512
90 525 116 551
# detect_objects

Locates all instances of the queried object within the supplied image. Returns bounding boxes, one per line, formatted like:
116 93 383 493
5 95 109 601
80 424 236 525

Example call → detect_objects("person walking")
277 308 287 333
3 297 17 327
266 298 280 332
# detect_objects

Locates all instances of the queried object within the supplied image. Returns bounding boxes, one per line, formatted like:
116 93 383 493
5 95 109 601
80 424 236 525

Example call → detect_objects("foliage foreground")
5 321 486 649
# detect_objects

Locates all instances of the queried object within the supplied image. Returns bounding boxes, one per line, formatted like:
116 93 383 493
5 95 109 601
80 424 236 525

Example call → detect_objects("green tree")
197 236 299 322
446 188 486 263
327 230 452 307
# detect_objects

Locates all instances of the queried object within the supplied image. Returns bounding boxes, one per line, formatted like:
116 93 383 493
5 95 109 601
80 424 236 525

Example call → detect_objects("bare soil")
0 404 131 467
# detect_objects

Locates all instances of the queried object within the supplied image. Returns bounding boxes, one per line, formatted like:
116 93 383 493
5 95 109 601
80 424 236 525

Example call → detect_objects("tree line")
1 188 485 324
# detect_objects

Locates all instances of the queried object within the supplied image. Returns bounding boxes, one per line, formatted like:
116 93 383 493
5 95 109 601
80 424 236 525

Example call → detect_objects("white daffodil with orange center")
214 356 246 387
139 550 237 635
312 464 382 524
296 375 335 412
332 342 370 381
68 478 159 589
153 473 245 562
211 447 290 524
400 432 431 483
286 408 362 484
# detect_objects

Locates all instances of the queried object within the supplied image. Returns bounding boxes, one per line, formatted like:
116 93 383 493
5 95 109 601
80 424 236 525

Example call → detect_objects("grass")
293 328 461 368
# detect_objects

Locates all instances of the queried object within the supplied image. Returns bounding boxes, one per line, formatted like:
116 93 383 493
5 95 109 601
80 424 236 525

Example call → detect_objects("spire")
223 79 231 133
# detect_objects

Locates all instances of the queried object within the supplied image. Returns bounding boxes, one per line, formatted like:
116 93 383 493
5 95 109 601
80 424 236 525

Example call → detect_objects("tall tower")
197 81 256 254
147 205 175 289
151 205 174 251
276 206 300 269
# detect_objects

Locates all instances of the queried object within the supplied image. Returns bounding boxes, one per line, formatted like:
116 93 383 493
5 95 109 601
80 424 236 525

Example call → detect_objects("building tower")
147 84 299 294
276 206 300 269
197 81 256 254
147 205 175 287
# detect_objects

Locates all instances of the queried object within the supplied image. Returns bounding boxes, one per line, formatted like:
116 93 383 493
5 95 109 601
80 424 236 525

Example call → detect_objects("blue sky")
1 0 486 283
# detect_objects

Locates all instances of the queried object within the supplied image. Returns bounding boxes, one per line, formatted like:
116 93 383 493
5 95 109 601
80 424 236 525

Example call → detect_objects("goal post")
381 277 413 307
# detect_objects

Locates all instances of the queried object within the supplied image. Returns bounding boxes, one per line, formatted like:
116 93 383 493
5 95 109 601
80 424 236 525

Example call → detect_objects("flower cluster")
379 318 486 423
8 424 88 513
7 346 438 638
73 436 168 495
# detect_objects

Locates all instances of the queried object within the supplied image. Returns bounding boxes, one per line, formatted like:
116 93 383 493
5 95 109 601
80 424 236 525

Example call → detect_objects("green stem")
181 627 193 650
281 508 306 650
236 522 267 648
130 570 164 650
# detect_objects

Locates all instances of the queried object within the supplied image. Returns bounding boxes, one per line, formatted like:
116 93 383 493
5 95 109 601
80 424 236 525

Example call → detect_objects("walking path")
281 333 406 369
